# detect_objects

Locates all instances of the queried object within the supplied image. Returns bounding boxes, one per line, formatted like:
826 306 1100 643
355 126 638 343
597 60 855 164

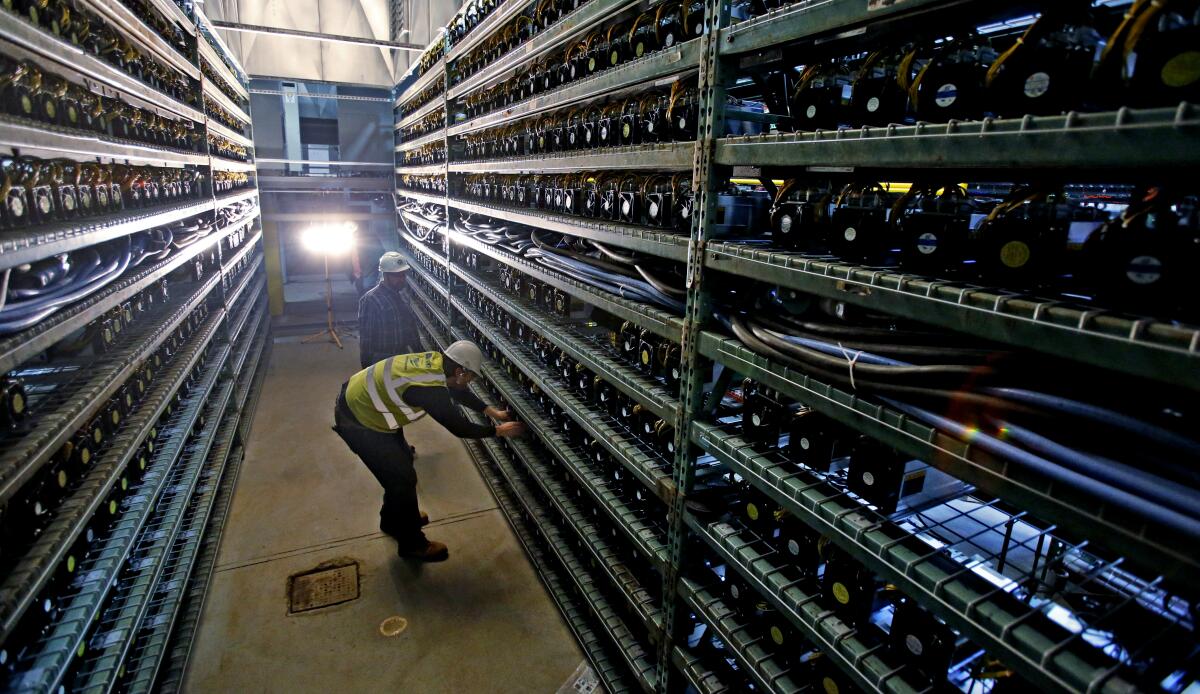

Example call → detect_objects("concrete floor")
183 337 583 693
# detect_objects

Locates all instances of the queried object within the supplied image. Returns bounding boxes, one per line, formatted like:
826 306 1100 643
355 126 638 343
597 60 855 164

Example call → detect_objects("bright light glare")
302 223 356 255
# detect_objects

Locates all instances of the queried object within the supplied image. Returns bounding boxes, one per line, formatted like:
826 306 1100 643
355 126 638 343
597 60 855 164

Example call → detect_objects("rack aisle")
394 0 1200 692
0 1 270 690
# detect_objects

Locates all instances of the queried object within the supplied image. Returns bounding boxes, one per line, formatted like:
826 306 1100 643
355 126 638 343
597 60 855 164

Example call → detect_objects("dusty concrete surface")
183 338 582 693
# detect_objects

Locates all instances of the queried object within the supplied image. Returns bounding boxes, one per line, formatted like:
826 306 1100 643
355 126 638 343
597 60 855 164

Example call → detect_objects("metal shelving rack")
393 0 1200 692
0 1 269 690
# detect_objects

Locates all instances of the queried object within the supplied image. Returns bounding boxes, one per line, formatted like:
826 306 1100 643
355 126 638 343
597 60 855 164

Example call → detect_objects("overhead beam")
263 213 396 222
256 158 393 167
210 20 423 51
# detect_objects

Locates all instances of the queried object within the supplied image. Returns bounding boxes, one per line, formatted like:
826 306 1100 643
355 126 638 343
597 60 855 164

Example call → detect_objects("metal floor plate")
289 562 360 613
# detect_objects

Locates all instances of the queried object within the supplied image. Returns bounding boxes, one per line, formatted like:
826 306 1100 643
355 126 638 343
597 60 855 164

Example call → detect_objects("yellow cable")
896 47 919 93
1123 0 1170 66
629 10 654 44
986 18 1042 87
1100 0 1150 66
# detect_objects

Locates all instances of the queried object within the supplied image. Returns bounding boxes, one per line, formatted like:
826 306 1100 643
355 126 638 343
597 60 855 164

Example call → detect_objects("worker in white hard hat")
357 251 418 369
333 340 526 561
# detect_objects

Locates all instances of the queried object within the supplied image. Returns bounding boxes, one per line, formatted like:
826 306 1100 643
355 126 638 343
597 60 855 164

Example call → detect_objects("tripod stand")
303 253 343 349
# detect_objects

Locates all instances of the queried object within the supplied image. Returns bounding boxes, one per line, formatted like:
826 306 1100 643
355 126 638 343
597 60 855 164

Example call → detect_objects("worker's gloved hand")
496 422 527 438
484 406 514 422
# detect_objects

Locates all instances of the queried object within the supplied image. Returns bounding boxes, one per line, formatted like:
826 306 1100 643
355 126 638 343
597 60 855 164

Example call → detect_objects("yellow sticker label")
635 42 645 58
999 240 1031 269
770 625 785 645
746 502 759 521
640 349 651 365
108 500 117 515
832 582 851 605
822 677 840 694
81 448 91 465
12 392 24 414
57 471 67 489
67 556 75 573
1162 51 1200 88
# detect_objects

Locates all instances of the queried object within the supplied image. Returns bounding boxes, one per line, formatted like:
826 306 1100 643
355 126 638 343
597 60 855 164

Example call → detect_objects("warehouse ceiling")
201 0 402 86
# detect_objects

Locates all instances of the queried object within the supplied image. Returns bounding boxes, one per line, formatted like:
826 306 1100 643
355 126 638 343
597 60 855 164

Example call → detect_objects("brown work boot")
399 540 448 562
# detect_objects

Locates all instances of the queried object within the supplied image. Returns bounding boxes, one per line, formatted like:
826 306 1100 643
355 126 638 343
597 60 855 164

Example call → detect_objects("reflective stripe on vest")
346 352 446 432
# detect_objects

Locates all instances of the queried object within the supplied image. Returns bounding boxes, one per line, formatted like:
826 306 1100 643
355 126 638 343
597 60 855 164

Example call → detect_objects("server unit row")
392 0 1200 692
0 1 269 691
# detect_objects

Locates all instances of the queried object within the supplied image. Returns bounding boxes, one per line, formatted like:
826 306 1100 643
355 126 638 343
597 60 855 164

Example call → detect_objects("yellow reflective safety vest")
345 351 446 432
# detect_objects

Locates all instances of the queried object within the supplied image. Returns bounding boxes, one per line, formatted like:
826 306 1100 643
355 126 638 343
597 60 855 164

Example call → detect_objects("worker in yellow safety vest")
333 340 525 561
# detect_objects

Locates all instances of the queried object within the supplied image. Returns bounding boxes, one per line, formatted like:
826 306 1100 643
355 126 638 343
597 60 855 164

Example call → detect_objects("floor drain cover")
289 561 359 613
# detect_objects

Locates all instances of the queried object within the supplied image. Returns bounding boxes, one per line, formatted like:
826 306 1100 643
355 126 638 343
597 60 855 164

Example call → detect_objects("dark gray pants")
333 391 424 549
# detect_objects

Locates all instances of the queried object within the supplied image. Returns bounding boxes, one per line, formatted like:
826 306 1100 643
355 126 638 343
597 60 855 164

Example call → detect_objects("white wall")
391 0 463 82
203 0 406 86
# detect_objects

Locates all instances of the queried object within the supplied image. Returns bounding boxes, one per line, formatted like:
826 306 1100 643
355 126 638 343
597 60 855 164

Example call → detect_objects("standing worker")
358 251 418 369
332 340 525 561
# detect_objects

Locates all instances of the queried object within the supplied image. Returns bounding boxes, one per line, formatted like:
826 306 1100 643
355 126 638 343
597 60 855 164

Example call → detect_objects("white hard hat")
379 251 410 273
444 340 483 375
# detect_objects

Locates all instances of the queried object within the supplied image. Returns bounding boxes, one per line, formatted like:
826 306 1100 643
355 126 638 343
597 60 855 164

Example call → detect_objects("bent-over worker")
332 340 525 561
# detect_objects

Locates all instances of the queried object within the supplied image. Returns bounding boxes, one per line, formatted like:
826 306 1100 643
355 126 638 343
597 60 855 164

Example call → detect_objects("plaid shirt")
357 280 419 368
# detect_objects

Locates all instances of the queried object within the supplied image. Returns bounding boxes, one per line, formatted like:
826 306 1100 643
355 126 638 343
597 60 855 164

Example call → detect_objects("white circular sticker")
917 232 939 254
866 96 881 113
787 539 801 555
843 227 857 241
695 22 703 35
1127 255 1163 284
751 413 762 426
678 117 687 130
1024 71 1051 99
905 634 924 656
9 195 24 218
730 584 740 600
862 471 875 486
649 201 659 217
779 214 793 233
806 105 817 119
621 199 631 215
800 437 810 450
935 83 958 108
664 33 675 47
